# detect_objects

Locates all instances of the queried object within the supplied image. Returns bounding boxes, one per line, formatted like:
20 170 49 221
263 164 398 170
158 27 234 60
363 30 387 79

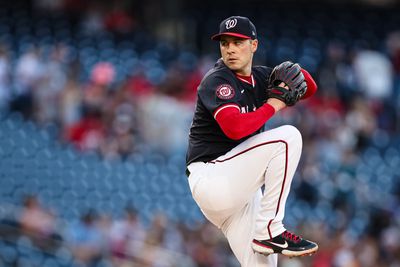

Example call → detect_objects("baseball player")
185 16 318 266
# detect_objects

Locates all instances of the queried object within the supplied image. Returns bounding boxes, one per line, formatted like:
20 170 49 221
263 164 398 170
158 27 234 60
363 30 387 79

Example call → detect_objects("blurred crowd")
1 194 236 267
0 0 400 266
3 190 399 267
1 27 399 159
0 40 202 159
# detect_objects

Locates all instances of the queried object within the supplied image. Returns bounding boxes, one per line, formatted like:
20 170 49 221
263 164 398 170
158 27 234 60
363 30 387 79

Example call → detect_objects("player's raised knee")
280 125 302 144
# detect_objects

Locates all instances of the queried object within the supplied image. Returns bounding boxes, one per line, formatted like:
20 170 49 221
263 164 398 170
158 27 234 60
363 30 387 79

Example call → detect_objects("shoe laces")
282 230 301 243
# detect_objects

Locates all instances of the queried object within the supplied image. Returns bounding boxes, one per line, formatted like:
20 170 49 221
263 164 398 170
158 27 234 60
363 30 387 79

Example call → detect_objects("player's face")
219 36 258 76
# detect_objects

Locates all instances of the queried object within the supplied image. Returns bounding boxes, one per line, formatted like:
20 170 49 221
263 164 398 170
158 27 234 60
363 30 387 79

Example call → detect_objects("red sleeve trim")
215 103 275 140
301 68 318 99
213 104 241 119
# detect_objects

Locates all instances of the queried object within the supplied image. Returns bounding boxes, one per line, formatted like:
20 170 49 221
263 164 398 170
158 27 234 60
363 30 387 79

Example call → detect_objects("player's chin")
226 62 241 71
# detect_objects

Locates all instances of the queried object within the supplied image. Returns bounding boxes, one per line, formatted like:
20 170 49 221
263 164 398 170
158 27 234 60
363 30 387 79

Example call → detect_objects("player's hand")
267 82 288 112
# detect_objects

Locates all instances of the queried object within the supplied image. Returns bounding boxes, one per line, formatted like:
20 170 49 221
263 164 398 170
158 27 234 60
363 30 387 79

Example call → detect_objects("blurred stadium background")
0 0 399 266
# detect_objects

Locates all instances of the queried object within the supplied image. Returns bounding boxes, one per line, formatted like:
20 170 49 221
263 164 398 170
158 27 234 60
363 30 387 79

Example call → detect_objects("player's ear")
251 39 258 53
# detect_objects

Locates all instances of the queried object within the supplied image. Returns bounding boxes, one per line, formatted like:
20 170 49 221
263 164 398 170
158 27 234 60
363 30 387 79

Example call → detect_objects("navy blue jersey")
186 59 272 164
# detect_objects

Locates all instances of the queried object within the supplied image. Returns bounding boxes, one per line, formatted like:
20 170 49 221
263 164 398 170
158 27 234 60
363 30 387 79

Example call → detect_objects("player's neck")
234 65 252 76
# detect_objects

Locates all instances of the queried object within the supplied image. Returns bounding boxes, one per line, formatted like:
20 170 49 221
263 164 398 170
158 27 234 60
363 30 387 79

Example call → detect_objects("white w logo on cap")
225 19 237 29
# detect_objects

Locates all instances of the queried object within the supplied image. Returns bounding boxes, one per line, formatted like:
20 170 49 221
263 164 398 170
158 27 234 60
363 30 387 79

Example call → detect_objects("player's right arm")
214 103 276 140
199 75 284 141
214 82 289 140
215 69 318 141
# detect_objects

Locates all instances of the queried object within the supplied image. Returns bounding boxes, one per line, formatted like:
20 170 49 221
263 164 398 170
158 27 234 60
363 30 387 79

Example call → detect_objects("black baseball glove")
267 61 307 106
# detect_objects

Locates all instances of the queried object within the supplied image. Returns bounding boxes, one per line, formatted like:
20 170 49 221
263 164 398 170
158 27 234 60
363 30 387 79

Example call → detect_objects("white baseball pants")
187 125 302 267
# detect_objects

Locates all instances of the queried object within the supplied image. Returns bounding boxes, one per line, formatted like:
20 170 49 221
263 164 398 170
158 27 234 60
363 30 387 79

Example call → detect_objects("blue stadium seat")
0 243 18 265
41 257 60 267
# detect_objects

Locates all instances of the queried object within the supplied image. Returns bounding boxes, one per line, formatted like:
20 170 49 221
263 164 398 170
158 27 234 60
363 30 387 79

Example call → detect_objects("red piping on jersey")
235 73 255 87
209 140 288 240
267 140 288 239
214 103 275 140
